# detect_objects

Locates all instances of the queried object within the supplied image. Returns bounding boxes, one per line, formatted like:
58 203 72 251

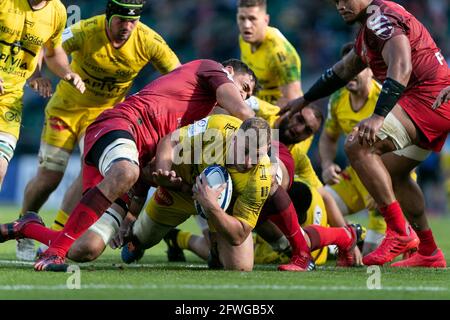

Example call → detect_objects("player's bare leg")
215 231 254 271
34 160 140 271
345 105 421 265
382 152 446 267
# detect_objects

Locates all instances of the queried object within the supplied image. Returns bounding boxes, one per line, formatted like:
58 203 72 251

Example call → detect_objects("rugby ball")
194 164 233 219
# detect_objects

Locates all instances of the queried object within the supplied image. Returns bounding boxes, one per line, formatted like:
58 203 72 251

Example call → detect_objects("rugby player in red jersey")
0 59 257 271
281 0 449 267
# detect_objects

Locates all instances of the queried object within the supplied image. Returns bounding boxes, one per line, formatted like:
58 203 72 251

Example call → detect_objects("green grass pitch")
0 206 449 300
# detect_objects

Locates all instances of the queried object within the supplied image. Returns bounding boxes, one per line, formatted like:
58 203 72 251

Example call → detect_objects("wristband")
373 78 406 117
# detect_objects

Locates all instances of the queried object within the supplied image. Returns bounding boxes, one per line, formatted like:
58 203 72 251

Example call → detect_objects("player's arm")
280 50 365 115
149 129 189 190
43 45 85 93
319 101 342 185
433 86 450 110
193 174 252 246
278 81 302 107
216 83 255 120
28 50 53 98
356 35 411 145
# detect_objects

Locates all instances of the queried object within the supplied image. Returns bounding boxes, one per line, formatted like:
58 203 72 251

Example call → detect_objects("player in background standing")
0 0 84 193
319 42 386 254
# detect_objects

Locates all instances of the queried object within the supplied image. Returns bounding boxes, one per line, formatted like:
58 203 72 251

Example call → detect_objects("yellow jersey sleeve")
290 146 322 188
45 1 66 49
324 90 342 138
267 31 301 87
231 160 272 229
247 96 280 128
142 26 180 74
62 22 83 55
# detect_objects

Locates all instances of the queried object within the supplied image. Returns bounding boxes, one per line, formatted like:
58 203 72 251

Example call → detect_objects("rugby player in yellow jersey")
0 0 84 192
237 0 302 106
16 0 180 260
118 115 273 271
318 43 386 255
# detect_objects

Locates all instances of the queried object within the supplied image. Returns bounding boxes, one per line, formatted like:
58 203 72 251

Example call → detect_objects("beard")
278 116 300 146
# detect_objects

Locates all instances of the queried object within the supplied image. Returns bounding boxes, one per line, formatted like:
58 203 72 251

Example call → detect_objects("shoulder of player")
52 0 67 15
77 15 105 33
264 27 299 64
133 22 165 43
207 114 242 132
329 88 347 108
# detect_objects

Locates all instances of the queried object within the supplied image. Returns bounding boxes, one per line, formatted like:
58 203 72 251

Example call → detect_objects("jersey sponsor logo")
187 117 210 137
276 52 287 63
22 33 44 46
0 51 28 69
24 19 35 28
313 205 323 225
154 187 174 206
62 27 74 43
4 110 21 123
366 6 394 40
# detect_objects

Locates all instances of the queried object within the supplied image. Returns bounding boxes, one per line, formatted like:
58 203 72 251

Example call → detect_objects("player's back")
106 59 231 142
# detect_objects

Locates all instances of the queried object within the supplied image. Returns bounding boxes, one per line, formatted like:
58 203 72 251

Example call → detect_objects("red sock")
46 187 112 257
303 225 352 251
417 229 438 256
22 224 60 247
379 201 408 235
265 188 310 255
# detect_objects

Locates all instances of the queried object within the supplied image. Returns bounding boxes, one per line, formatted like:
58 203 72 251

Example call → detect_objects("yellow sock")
177 231 192 250
50 209 69 231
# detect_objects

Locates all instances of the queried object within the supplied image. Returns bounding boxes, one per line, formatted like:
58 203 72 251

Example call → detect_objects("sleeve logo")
366 5 394 40
187 117 210 137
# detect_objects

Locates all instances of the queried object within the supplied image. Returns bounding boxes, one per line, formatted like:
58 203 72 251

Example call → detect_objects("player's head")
106 0 145 40
237 0 269 44
277 105 323 145
230 117 271 173
341 42 373 94
334 0 372 24
222 59 258 100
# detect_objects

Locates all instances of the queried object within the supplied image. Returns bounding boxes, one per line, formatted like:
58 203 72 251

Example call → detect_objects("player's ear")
224 65 234 77
265 14 270 26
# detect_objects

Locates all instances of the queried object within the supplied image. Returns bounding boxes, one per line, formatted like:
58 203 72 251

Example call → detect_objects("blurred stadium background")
3 0 449 217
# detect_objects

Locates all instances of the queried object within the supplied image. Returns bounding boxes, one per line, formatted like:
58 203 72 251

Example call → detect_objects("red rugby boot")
363 225 419 266
391 249 446 268
278 251 316 272
0 212 44 243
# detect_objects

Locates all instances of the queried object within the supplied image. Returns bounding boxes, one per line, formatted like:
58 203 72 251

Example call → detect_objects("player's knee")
108 161 140 190
222 260 253 272
68 239 104 262
344 138 359 157
38 143 70 173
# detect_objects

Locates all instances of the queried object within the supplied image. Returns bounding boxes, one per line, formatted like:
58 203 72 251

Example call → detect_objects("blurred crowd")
18 0 450 213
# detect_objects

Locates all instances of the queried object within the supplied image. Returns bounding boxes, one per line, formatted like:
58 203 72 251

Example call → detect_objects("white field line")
0 283 447 292
0 259 205 269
